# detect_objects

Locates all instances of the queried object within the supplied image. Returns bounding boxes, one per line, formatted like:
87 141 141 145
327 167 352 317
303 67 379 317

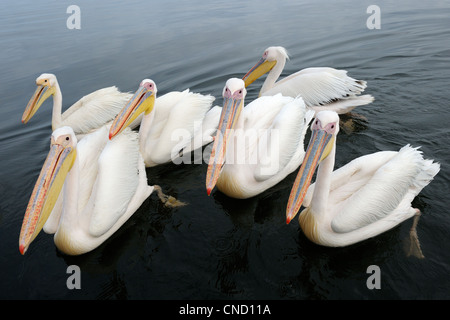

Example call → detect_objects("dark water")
0 0 449 300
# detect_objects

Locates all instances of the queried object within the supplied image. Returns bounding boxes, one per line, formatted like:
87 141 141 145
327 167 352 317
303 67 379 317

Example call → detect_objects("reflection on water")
0 0 449 299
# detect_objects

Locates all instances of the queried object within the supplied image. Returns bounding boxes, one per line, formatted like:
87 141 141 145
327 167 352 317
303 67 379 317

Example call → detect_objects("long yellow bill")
19 139 76 254
242 58 276 88
109 85 155 139
286 128 334 224
205 95 243 195
22 83 56 124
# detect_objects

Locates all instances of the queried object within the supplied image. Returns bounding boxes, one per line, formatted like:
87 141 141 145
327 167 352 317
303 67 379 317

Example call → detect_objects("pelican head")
206 78 246 195
19 126 77 254
22 73 58 124
109 79 156 139
242 46 289 87
286 110 339 224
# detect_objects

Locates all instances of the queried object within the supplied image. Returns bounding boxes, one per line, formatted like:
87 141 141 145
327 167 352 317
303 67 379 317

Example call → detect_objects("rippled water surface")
0 0 449 300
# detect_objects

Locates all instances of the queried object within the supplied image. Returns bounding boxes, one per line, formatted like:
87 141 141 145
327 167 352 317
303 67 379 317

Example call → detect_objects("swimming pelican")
242 46 374 114
286 110 440 257
206 78 315 199
22 73 136 139
109 79 221 167
19 125 154 255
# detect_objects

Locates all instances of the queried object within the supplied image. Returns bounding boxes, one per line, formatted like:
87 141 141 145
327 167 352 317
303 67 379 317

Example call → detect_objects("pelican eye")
66 137 70 141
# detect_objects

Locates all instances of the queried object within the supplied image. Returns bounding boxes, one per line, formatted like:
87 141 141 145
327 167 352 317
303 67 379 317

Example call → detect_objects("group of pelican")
19 46 439 258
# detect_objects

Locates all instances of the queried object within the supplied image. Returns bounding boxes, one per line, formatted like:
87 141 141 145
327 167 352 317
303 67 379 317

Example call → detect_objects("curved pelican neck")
234 101 246 130
138 108 156 155
51 83 63 130
58 153 80 231
224 99 246 166
260 57 286 94
309 139 336 222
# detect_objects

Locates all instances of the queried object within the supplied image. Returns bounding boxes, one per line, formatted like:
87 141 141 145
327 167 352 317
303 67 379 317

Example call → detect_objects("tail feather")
309 94 374 115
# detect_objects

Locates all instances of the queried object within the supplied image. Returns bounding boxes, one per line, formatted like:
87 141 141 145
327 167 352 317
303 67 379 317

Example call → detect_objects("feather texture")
89 127 140 237
213 79 313 198
62 86 133 135
141 89 216 166
246 47 374 114
294 111 441 248
264 67 368 107
331 146 425 233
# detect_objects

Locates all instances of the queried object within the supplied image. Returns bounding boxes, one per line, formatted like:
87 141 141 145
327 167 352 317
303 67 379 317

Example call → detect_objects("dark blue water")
0 0 449 300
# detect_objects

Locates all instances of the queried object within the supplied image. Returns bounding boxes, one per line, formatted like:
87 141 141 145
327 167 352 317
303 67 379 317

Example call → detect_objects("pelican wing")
147 90 215 164
76 126 110 211
182 105 222 154
62 86 132 135
87 128 140 237
304 150 397 207
263 67 367 107
307 94 374 115
254 97 313 181
329 145 439 234
243 94 293 130
133 90 197 166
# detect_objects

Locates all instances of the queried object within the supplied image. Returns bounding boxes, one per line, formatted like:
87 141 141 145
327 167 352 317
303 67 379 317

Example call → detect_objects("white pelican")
108 79 221 167
242 46 374 114
286 110 440 257
206 78 315 199
22 73 136 139
19 125 154 255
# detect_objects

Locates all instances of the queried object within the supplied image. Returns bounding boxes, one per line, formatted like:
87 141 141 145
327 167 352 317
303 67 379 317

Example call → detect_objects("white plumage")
108 79 220 167
206 78 314 199
22 73 137 139
143 90 217 165
243 47 374 114
19 125 153 255
286 110 440 257
87 127 142 237
329 147 420 233
61 87 134 137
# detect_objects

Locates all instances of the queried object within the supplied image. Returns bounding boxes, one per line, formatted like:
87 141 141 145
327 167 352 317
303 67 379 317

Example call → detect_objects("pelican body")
206 78 314 199
109 79 221 167
19 126 153 255
22 73 135 139
286 110 440 254
243 47 374 114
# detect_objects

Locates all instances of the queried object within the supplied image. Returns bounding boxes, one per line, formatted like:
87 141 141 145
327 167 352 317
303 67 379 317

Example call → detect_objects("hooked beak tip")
286 208 297 224
19 244 26 255
206 188 212 196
